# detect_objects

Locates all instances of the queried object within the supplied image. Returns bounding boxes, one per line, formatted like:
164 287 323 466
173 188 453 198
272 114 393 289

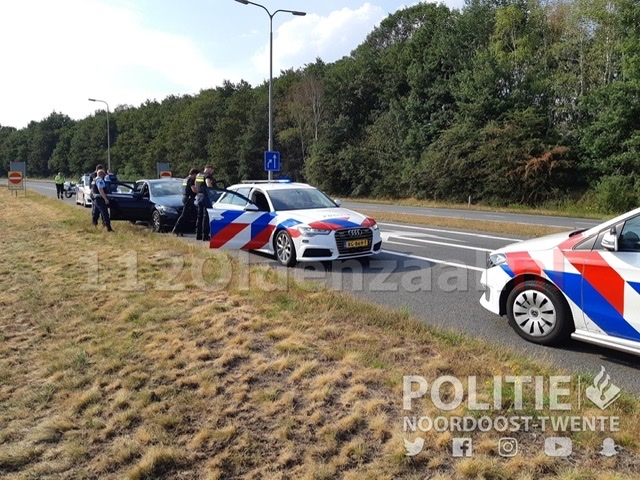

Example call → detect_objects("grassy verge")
358 210 570 238
348 197 610 220
0 190 638 479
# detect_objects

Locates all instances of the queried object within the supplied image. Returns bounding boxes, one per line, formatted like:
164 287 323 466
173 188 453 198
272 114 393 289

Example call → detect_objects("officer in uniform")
195 165 214 241
172 168 199 236
54 172 65 199
91 170 114 232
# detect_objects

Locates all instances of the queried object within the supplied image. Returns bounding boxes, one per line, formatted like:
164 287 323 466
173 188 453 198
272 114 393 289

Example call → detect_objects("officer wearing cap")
91 170 114 232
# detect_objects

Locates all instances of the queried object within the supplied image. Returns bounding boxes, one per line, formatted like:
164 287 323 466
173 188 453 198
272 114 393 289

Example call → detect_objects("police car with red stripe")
207 180 382 267
480 208 640 356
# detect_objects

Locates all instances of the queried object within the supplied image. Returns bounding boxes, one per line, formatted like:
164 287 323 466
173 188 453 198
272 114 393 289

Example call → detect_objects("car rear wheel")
151 210 163 233
275 230 297 267
506 280 573 346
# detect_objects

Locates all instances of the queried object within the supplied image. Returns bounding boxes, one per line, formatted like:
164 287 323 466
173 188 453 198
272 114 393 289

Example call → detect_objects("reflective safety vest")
54 175 65 184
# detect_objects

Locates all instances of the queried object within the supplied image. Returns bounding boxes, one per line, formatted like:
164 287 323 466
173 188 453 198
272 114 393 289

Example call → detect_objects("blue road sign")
264 151 281 172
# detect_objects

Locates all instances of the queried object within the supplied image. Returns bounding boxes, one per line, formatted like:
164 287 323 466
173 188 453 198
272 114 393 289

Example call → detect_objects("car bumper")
293 230 383 262
479 266 512 315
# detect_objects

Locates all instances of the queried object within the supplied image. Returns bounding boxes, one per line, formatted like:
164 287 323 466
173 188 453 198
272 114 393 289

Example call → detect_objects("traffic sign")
264 151 280 172
159 171 172 178
8 171 24 190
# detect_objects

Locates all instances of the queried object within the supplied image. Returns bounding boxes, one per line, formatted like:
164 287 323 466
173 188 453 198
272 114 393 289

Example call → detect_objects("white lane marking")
381 232 493 252
379 222 519 241
381 247 485 273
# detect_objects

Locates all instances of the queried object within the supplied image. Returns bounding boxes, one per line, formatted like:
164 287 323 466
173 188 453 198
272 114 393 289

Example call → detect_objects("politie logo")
586 366 621 410
402 366 621 447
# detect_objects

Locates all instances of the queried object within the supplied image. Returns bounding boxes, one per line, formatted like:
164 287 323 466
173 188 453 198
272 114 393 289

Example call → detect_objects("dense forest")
1 0 639 211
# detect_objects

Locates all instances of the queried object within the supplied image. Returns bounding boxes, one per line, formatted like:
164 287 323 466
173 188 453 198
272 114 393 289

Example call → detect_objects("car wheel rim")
512 290 556 337
153 213 161 231
276 232 291 263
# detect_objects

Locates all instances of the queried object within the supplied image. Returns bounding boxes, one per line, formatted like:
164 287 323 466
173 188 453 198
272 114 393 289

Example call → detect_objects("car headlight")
156 205 178 215
487 252 507 268
297 226 332 236
371 222 379 231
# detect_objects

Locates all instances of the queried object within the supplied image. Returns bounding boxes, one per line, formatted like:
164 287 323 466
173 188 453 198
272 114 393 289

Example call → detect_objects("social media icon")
599 438 618 457
498 437 518 457
404 437 425 456
452 438 473 457
544 437 572 457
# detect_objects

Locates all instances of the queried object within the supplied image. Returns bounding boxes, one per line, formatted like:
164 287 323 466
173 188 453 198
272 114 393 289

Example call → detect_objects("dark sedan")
108 179 189 232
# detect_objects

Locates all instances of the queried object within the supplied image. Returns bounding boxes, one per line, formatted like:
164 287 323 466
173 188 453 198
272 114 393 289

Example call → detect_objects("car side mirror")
245 204 259 212
602 227 618 251
334 199 342 207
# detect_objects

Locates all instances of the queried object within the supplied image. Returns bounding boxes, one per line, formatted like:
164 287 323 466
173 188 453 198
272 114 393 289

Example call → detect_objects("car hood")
279 207 375 230
154 195 183 208
498 231 578 253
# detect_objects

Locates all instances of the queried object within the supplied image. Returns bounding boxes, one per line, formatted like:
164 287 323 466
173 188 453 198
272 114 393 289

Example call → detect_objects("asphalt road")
17 180 640 396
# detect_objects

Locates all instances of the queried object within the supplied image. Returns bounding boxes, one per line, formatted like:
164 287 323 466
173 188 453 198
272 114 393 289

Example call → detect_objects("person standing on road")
195 165 214 241
90 164 105 220
54 172 65 199
91 170 114 232
172 168 199 236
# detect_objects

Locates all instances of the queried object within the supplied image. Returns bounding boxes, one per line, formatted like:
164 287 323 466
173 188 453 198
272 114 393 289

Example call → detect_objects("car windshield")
268 188 336 211
149 181 183 197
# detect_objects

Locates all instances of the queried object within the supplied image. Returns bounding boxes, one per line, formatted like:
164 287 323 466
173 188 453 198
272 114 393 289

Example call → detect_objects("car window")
268 188 336 211
218 187 251 206
251 190 270 211
150 181 183 197
618 216 640 251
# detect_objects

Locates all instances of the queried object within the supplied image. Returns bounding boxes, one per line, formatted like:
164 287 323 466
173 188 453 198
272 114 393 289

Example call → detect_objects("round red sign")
8 171 22 184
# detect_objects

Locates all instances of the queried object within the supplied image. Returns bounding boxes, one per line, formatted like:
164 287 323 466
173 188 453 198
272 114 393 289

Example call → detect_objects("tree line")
1 0 639 212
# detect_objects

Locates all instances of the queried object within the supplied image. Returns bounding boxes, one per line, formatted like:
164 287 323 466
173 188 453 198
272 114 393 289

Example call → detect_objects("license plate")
345 239 370 248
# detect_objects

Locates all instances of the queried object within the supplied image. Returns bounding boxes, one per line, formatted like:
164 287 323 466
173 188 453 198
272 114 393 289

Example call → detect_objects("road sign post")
264 151 280 182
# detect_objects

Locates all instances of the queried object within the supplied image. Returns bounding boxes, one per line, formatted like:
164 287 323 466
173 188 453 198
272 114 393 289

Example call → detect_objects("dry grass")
359 209 570 238
0 189 639 479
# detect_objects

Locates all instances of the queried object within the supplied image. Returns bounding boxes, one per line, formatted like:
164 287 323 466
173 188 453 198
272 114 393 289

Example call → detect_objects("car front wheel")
506 279 573 346
274 230 297 267
151 210 163 233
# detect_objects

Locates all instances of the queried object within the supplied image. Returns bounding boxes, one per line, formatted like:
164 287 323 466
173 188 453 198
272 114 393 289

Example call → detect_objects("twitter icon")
404 437 425 456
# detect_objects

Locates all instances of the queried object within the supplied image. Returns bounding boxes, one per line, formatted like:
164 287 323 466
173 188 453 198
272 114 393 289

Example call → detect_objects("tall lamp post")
234 0 306 181
88 98 111 172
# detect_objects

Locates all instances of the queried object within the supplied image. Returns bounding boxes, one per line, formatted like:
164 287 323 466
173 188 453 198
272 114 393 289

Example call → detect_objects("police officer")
195 165 215 241
54 172 65 199
172 168 199 236
91 170 114 232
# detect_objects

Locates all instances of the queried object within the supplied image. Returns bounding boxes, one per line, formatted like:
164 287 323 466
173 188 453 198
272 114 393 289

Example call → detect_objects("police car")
480 207 640 356
207 180 382 267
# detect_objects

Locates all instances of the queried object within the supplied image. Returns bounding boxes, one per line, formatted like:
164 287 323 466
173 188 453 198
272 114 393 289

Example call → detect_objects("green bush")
594 174 638 214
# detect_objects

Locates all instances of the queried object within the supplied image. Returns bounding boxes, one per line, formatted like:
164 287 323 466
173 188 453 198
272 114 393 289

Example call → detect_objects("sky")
0 0 465 129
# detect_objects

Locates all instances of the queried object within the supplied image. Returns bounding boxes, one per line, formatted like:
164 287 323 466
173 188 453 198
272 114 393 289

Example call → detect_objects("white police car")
207 180 382 267
480 207 640 356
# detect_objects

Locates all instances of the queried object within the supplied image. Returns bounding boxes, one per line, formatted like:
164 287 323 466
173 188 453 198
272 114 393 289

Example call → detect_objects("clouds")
0 0 466 128
246 3 387 82
0 0 216 127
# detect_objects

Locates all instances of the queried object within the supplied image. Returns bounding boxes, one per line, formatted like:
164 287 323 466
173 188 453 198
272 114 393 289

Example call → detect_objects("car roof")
228 181 314 191
136 178 182 183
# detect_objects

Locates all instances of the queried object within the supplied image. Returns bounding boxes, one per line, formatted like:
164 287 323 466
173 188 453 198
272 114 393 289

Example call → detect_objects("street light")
88 98 111 172
234 0 306 181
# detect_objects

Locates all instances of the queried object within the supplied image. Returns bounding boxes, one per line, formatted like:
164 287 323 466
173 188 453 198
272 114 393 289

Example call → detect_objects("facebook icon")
452 438 473 457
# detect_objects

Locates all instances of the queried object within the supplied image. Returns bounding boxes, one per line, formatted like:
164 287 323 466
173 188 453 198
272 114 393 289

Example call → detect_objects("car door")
208 187 275 250
108 181 152 221
580 215 640 343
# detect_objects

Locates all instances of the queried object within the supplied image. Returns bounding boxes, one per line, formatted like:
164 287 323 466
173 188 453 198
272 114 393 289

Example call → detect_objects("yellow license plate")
345 239 370 248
